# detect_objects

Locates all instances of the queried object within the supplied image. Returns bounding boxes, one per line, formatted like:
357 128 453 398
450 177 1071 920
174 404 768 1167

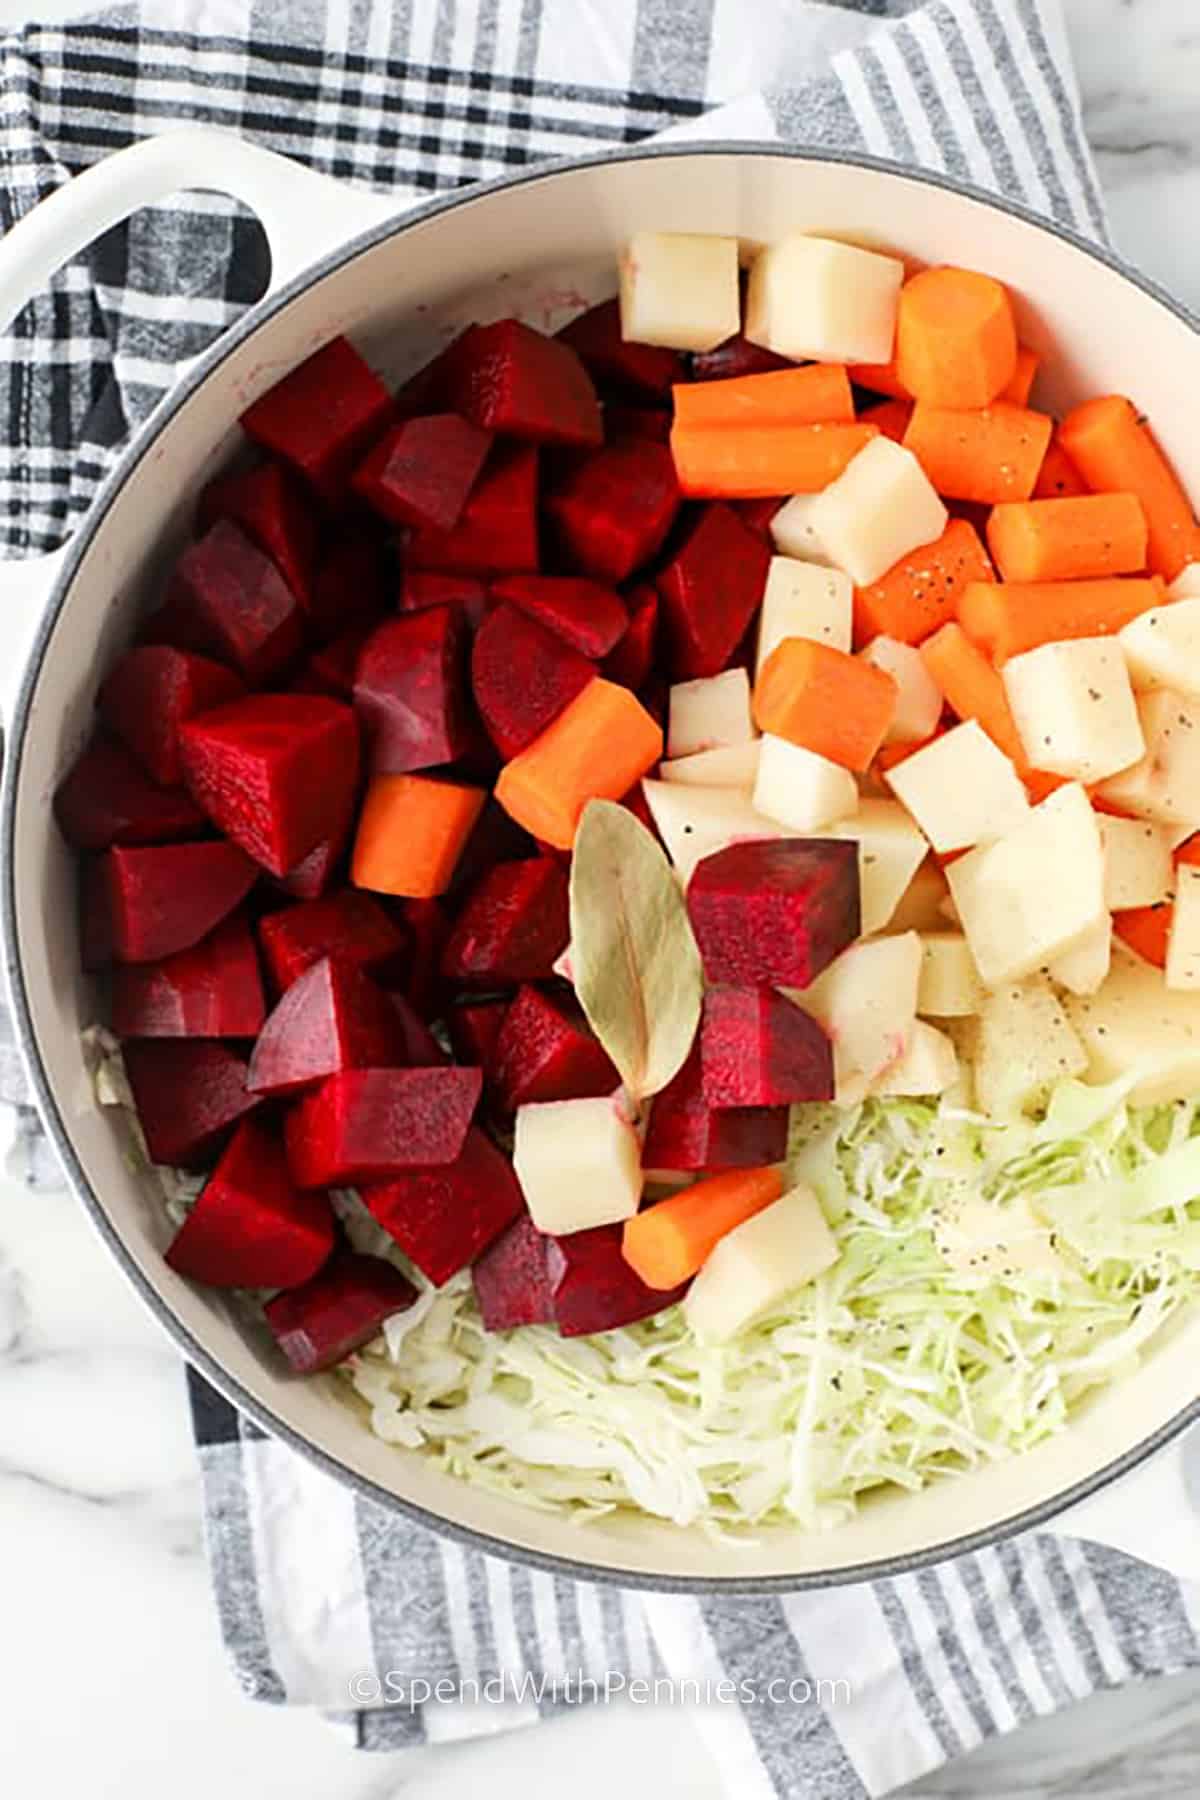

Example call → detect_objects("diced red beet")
307 626 374 698
620 780 659 839
446 999 508 1072
98 841 259 963
259 890 407 995
150 520 305 686
641 1044 789 1172
278 824 352 899
700 987 833 1108
557 299 683 401
98 646 246 787
80 861 114 970
491 985 617 1114
399 569 488 624
54 735 207 852
406 442 539 575
656 504 771 679
394 898 450 1021
388 991 448 1065
602 586 659 691
471 603 593 759
197 461 317 605
471 1211 555 1331
248 956 404 1096
441 859 569 988
734 496 786 539
690 335 793 381
446 798 538 899
352 412 493 531
604 405 671 445
352 608 470 776
285 1066 482 1187
305 532 389 645
547 1225 689 1336
442 319 602 448
362 1126 524 1285
165 1117 334 1288
123 1039 261 1166
489 574 627 659
546 439 678 584
687 840 861 989
111 911 266 1038
240 335 392 504
179 693 360 878
264 1250 418 1373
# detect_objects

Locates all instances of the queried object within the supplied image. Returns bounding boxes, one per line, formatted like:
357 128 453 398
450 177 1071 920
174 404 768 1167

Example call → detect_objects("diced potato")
873 1020 959 1096
884 720 1029 853
1119 598 1200 694
659 742 761 789
934 1193 1067 1280
1002 637 1144 782
1066 946 1200 1102
1095 689 1200 825
513 1097 641 1235
820 798 929 934
789 931 922 1080
769 495 834 567
683 1183 839 1342
889 858 951 934
806 438 948 588
1166 865 1200 990
744 235 904 365
1167 564 1200 601
861 636 943 743
752 734 858 833
641 779 789 884
755 556 853 674
973 975 1087 1117
667 668 754 759
618 231 740 353
1046 916 1111 996
1099 814 1174 910
918 932 983 1017
945 783 1106 986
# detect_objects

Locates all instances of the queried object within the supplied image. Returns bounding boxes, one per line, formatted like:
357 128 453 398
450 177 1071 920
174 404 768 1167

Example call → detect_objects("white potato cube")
1168 564 1200 601
769 494 834 566
935 1193 1067 1280
1166 865 1200 990
873 1020 959 1097
884 720 1029 853
790 931 922 1080
683 1183 839 1342
641 779 789 885
659 742 761 789
744 235 904 365
1065 947 1200 1102
945 783 1106 986
1119 598 1200 694
1099 814 1174 910
1046 917 1112 997
889 859 951 934
667 668 754 759
1002 637 1144 782
973 976 1087 1117
513 1097 641 1236
1095 689 1200 825
618 231 740 353
918 933 982 1018
821 799 929 934
755 557 853 674
752 734 858 833
807 438 948 588
861 636 943 743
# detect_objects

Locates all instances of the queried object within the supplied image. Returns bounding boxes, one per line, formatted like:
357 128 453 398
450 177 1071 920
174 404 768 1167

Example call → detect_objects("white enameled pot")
2 128 1198 1590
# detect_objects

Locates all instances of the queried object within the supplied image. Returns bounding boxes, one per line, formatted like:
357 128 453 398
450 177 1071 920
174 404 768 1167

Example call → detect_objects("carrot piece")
896 267 1018 409
985 493 1148 583
1059 395 1200 580
998 346 1039 407
352 774 486 899
669 420 878 499
853 516 995 646
958 575 1163 664
849 357 911 401
903 401 1053 504
1033 434 1089 499
672 364 853 431
862 397 913 444
1176 835 1200 868
753 639 897 772
1113 904 1172 968
621 1166 785 1290
494 678 662 849
873 734 940 775
919 622 1028 768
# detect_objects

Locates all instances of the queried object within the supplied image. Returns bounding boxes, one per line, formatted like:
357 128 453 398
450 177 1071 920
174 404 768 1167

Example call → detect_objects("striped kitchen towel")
3 1 1198 1797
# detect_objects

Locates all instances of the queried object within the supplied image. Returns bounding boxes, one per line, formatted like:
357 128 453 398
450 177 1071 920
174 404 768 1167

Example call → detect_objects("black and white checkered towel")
3 2 1199 1795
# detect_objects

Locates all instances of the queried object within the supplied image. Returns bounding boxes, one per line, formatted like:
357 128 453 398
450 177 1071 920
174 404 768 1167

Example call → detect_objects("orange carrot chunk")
1058 394 1200 581
1176 835 1200 868
494 678 662 850
352 774 486 899
1033 434 1089 499
854 516 995 646
670 420 878 499
672 364 854 431
862 397 914 444
896 267 1019 409
903 401 1053 504
849 356 911 401
1113 904 1172 969
919 622 1027 768
753 638 897 772
958 575 1164 664
621 1166 785 1291
986 492 1148 584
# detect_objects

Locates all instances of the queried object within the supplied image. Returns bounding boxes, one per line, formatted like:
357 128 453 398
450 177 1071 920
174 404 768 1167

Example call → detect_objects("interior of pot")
10 148 1200 1585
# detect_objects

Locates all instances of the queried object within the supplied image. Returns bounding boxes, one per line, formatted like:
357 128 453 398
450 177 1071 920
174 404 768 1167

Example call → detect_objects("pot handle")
1051 1423 1200 1583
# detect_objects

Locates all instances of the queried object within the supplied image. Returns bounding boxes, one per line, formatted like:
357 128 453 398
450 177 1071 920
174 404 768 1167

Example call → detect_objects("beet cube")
80 861 114 971
602 586 659 691
399 570 488 624
690 335 792 381
111 911 266 1039
546 439 678 584
307 626 374 699
123 1039 260 1166
642 1043 788 1172
656 504 771 680
264 1250 418 1373
547 1225 688 1337
353 412 492 532
471 1212 555 1331
153 520 305 685
240 335 392 504
446 999 508 1073
700 987 833 1108
197 460 317 605
352 608 470 776
99 841 258 963
687 840 861 990
258 890 407 995
407 442 538 576
443 318 602 448
180 693 360 878
471 603 593 759
363 1125 524 1285
395 897 450 1021
733 496 786 540
54 735 207 852
278 825 352 899
557 299 683 401
165 1117 334 1289
490 574 627 659
285 1066 482 1187
441 859 569 988
447 798 539 899
492 985 618 1114
306 532 389 645
388 992 449 1066
248 956 405 1096
604 405 671 445
98 646 246 787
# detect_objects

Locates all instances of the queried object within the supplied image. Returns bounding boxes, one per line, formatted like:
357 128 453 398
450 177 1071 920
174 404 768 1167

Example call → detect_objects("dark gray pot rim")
5 140 1199 1594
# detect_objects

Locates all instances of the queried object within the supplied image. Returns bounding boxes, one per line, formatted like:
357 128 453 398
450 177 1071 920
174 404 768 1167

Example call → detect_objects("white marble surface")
5 0 1200 1795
